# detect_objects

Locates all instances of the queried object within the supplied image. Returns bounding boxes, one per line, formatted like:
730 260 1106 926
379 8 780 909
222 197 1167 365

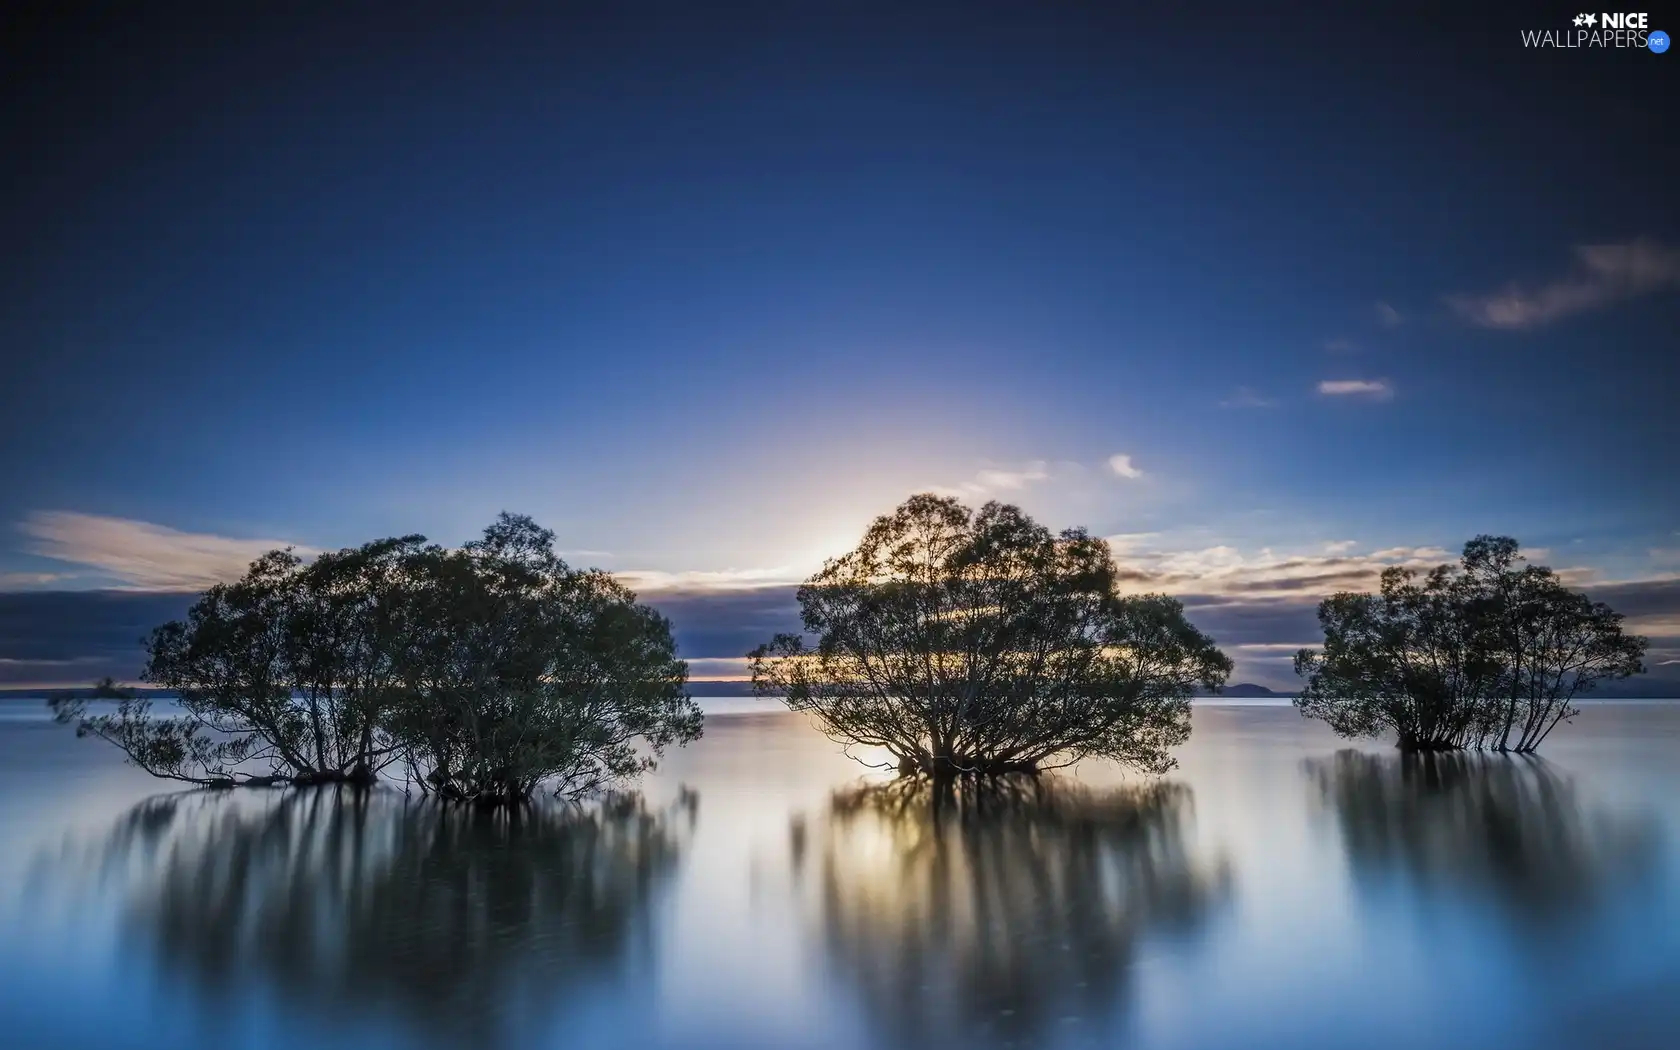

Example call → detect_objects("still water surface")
1 701 1676 1049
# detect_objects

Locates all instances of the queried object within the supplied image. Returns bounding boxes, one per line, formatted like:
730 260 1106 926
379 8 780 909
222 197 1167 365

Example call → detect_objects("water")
1 700 1676 1050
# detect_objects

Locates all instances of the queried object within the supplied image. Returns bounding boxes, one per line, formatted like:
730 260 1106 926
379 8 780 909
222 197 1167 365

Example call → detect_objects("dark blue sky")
2 5 1676 686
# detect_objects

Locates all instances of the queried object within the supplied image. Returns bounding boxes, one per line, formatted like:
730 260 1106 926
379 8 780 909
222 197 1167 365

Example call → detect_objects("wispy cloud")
1219 386 1276 409
929 460 1056 499
0 572 72 590
1105 532 1161 554
1375 301 1402 326
20 511 315 591
615 566 804 591
686 657 754 681
1107 453 1144 479
1448 239 1680 329
1317 378 1393 400
1103 539 1455 600
973 462 1051 491
1322 338 1357 353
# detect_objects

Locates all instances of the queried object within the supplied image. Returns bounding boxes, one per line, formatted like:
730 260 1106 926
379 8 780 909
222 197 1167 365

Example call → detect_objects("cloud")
1447 239 1680 329
1107 541 1455 600
1104 532 1161 554
928 460 1055 499
1107 454 1144 479
1581 578 1680 633
973 462 1051 491
685 657 754 681
1219 387 1276 409
20 511 316 591
615 567 802 591
1323 338 1357 353
1375 301 1403 326
637 585 804 660
0 590 198 686
1317 378 1393 400
0 572 72 589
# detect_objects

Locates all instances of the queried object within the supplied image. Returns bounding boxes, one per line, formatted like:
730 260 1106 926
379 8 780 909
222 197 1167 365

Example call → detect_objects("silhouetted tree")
1293 563 1490 751
794 776 1228 1048
52 537 427 786
1294 537 1645 753
51 514 702 800
47 675 242 786
1455 536 1647 751
385 514 702 803
750 495 1231 777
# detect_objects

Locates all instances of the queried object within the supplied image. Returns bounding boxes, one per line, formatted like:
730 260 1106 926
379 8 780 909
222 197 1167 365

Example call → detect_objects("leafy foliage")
385 515 702 803
1295 536 1646 752
51 514 701 801
750 495 1231 776
49 676 259 786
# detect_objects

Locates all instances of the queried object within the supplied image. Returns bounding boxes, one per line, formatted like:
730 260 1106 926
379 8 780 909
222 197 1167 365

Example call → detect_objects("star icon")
1574 13 1586 25
1584 13 1597 25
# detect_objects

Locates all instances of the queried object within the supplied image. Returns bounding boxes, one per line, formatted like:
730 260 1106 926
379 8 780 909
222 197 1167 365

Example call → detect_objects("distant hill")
1212 683 1295 698
1581 674 1680 700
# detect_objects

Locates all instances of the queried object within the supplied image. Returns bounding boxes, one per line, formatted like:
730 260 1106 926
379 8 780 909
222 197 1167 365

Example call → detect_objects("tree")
1294 537 1646 753
385 514 703 803
280 535 430 781
1293 564 1492 752
49 675 256 787
53 538 430 787
749 495 1231 777
1454 536 1646 751
52 513 703 800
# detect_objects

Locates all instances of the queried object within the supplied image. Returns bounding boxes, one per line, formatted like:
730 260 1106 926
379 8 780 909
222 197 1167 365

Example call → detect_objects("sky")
2 5 1677 689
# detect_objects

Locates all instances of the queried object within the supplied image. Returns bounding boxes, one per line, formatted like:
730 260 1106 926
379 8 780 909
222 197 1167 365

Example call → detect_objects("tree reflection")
70 787 694 1047
795 776 1228 1048
1307 751 1658 924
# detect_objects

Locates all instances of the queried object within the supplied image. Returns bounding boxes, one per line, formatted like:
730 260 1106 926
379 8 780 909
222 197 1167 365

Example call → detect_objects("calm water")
1 700 1676 1050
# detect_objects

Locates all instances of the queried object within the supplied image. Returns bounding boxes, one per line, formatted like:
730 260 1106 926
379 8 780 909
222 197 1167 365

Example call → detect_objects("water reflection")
794 776 1229 1049
1307 751 1660 926
60 787 694 1047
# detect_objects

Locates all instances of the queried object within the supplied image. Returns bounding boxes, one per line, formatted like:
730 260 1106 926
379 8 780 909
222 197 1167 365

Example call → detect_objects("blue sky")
2 6 1677 687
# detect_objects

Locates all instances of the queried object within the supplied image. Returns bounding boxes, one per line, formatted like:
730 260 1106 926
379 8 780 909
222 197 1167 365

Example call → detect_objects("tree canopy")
1294 536 1646 752
384 515 701 803
51 514 702 802
749 494 1231 777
